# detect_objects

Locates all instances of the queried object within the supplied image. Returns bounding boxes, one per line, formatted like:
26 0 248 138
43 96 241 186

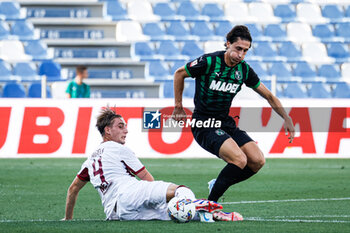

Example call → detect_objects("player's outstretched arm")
254 83 295 143
173 66 189 121
63 177 87 220
136 168 154 181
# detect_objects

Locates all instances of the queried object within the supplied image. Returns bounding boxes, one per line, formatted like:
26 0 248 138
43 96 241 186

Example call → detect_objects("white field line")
222 197 350 205
273 215 350 218
245 217 350 223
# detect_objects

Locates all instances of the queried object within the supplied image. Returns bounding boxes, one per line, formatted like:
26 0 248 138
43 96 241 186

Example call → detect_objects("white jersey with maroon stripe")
77 141 145 219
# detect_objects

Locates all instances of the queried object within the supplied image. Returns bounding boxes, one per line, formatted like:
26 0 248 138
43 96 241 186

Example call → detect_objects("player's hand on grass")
284 116 295 143
172 106 186 122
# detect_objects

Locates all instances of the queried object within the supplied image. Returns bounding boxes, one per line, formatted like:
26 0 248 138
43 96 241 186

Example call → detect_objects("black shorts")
191 113 253 157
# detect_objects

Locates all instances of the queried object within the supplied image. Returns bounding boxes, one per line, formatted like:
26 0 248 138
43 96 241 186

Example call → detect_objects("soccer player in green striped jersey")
172 25 295 202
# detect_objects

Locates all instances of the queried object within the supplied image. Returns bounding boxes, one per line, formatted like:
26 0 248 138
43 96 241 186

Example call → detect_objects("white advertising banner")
0 98 349 158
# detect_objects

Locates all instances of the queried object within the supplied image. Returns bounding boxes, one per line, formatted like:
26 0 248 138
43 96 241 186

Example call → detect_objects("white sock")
174 186 196 200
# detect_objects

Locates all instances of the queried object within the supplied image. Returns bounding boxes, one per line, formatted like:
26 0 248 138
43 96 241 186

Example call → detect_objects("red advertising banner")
0 99 349 158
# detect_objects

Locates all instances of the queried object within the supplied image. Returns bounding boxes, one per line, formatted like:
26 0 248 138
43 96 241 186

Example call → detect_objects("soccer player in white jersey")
63 107 242 222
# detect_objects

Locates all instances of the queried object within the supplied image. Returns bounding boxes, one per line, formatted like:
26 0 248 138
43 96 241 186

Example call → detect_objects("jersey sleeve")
119 146 145 175
77 160 90 181
184 55 208 78
244 65 261 89
65 81 72 94
84 84 90 98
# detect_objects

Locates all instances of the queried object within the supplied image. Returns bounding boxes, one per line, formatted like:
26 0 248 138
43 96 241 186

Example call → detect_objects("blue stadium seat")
0 1 21 20
293 62 316 78
283 82 308 98
27 83 52 98
318 64 341 79
274 4 296 22
157 41 181 59
253 42 277 58
322 5 344 21
249 61 269 78
264 24 287 40
279 42 302 59
133 42 156 60
162 80 174 98
142 22 169 40
214 21 232 37
0 61 13 81
177 1 202 21
308 82 332 98
153 2 178 21
23 40 48 60
11 21 35 40
13 62 39 81
269 62 292 78
148 60 170 79
2 83 26 98
38 61 62 81
201 3 225 21
335 23 350 38
246 24 263 38
346 5 350 17
170 60 186 75
166 21 192 40
333 82 350 98
181 41 204 59
191 21 216 40
327 42 349 59
105 1 128 20
0 21 10 40
183 79 195 98
312 24 335 39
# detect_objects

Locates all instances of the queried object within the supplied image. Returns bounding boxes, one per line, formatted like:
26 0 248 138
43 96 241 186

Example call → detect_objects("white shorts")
110 180 172 221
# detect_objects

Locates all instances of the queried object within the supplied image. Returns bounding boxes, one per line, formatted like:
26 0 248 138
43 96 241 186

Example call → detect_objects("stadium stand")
2 82 26 98
27 83 52 98
0 0 347 99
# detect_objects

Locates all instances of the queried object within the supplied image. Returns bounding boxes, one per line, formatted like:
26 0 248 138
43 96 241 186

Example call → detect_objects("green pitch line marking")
222 197 350 205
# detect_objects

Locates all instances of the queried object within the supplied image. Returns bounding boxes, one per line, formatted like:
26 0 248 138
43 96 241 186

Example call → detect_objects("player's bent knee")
249 152 265 172
219 139 247 169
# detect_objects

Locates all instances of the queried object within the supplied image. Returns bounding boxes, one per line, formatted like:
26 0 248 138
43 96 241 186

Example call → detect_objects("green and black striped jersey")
185 51 260 118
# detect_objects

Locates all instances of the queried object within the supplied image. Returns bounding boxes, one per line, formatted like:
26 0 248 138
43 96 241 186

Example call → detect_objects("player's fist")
172 106 186 122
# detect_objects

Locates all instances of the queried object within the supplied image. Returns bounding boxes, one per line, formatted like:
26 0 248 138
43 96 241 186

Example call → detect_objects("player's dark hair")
76 65 88 74
96 107 122 136
226 25 252 48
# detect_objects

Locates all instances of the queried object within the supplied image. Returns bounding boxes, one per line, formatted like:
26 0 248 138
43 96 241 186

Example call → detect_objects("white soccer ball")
167 197 196 223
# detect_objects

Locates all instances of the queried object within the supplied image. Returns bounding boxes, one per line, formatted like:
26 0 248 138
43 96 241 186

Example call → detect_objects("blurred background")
0 0 349 100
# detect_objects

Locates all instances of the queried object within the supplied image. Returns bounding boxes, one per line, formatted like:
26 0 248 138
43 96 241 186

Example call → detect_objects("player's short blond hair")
96 107 122 136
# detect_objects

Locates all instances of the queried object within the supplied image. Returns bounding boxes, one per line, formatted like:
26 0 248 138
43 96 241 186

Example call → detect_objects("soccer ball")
167 197 196 223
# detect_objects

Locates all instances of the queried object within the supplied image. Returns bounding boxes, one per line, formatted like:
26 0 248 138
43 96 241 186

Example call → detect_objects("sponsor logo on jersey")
209 80 240 93
235 70 242 80
190 59 198 67
143 110 161 129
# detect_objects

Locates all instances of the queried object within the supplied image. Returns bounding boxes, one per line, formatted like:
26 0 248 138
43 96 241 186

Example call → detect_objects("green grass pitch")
1 158 350 233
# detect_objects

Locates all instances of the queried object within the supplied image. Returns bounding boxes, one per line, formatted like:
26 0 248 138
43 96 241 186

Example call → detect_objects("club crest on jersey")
235 70 242 80
215 129 225 136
